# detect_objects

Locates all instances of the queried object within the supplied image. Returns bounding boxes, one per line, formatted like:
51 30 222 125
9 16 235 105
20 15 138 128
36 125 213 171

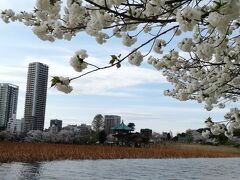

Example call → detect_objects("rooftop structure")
112 121 134 133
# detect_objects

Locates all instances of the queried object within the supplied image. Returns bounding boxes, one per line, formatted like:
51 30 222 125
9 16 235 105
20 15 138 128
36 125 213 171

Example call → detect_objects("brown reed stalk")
0 142 239 163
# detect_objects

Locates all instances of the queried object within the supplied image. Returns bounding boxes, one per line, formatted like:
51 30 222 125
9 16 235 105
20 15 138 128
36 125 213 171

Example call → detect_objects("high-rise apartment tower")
0 83 18 130
24 62 48 131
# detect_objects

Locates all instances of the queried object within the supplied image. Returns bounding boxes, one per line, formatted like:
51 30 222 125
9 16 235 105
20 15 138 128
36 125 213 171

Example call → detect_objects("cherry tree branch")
70 25 179 81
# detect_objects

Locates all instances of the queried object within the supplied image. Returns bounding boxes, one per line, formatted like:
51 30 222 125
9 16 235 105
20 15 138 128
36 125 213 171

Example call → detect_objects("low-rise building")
49 119 62 133
104 115 121 135
140 129 152 138
62 125 78 132
7 115 22 133
78 124 91 136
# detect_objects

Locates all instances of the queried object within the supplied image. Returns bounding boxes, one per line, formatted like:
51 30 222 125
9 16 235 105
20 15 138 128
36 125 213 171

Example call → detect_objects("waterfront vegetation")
0 142 240 163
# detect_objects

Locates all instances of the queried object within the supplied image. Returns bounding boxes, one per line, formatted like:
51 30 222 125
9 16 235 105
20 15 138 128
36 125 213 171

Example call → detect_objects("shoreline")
2 157 240 165
0 142 240 163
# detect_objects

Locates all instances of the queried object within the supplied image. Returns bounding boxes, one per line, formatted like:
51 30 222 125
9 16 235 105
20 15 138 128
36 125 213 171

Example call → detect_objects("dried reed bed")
0 142 239 163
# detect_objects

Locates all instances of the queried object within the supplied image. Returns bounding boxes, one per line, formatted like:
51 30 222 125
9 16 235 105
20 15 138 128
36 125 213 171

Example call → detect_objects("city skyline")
0 0 235 134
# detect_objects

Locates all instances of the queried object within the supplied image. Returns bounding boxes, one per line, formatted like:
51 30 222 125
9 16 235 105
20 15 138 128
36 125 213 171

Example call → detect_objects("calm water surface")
0 158 240 180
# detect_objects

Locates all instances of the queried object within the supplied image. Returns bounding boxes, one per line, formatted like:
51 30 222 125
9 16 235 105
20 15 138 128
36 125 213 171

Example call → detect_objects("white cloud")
0 56 166 96
3 44 74 55
72 65 166 95
0 65 27 92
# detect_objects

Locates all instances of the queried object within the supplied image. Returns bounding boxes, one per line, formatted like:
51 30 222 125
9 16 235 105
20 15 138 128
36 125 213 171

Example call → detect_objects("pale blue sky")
0 1 232 134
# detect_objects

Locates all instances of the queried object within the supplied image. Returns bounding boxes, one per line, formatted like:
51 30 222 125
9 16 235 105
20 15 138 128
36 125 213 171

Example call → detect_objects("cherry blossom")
1 0 240 138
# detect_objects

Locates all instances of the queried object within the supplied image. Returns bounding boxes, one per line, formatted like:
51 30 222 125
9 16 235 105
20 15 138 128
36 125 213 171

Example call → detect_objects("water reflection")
19 162 42 180
0 158 240 180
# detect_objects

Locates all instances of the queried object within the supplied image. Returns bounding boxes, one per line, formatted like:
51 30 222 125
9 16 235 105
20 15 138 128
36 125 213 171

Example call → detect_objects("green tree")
92 114 104 133
98 130 107 144
127 123 135 131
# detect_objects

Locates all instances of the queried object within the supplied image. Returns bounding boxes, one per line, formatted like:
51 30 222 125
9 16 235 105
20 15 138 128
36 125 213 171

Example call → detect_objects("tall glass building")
24 62 48 131
0 83 19 130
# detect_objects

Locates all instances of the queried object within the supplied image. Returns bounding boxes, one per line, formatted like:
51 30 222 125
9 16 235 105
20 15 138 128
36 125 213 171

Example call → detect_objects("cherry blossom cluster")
70 50 88 72
223 108 240 136
54 76 73 94
176 7 202 32
128 51 143 66
154 39 166 54
202 108 240 140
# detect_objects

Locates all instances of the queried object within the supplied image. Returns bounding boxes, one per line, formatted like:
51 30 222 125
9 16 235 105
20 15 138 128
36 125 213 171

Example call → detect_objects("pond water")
0 158 240 180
